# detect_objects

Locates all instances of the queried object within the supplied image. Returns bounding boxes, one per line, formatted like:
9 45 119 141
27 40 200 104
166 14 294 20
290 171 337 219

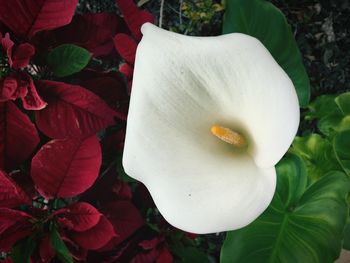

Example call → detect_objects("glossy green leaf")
47 44 91 77
307 93 350 136
51 227 73 263
220 154 349 263
343 216 350 250
333 129 350 176
291 134 342 181
223 0 310 107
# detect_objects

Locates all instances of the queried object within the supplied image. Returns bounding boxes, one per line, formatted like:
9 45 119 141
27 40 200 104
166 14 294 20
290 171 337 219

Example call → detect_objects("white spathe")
123 23 300 234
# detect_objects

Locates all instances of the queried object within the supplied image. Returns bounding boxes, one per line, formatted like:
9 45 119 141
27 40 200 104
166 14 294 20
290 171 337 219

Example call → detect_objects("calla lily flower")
123 23 299 234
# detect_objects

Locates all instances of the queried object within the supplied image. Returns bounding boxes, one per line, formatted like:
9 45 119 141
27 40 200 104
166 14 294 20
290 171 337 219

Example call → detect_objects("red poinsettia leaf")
0 221 33 252
0 33 14 62
130 249 160 263
11 43 35 69
139 238 161 250
31 136 102 198
0 0 78 38
80 74 129 118
35 80 122 139
71 215 116 250
59 202 102 232
103 201 143 247
0 77 18 102
33 12 127 57
21 75 47 110
0 170 31 208
0 208 32 234
115 0 155 41
39 235 56 263
0 101 40 170
0 257 13 263
156 248 173 263
113 33 137 65
112 180 132 200
119 63 134 79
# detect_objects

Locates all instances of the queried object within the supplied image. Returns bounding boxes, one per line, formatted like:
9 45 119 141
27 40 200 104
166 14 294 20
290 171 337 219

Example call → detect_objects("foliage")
0 0 349 262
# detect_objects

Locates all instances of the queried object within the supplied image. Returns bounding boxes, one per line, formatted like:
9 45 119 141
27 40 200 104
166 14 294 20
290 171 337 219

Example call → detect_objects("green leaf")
333 129 350 176
307 93 350 136
11 237 36 263
223 0 310 107
47 44 91 77
290 134 342 181
51 227 73 263
343 216 350 250
220 154 349 263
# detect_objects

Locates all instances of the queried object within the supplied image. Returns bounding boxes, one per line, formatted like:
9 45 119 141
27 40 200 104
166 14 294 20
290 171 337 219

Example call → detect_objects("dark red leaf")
139 238 161 250
35 80 122 139
11 43 35 69
0 101 40 170
0 77 20 102
156 248 173 263
0 208 32 234
33 13 127 57
115 0 155 41
113 33 137 65
39 235 56 263
103 201 143 246
21 75 47 110
79 73 129 117
130 248 160 263
0 220 33 252
112 180 132 200
0 0 78 38
0 170 31 208
71 215 116 250
119 63 133 79
57 202 102 232
31 136 102 198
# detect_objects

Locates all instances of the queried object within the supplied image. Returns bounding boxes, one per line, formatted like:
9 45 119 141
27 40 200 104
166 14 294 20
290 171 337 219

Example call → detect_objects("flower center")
211 125 247 148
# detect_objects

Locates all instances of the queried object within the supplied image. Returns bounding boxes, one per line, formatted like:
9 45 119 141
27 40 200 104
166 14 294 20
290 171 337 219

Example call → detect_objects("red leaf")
0 170 31 208
57 202 102 232
0 208 32 234
33 13 126 57
139 238 161 250
35 80 121 139
103 201 143 246
31 136 102 198
71 215 116 250
113 33 137 65
21 75 47 110
112 180 132 200
115 0 155 41
156 248 173 263
0 101 40 170
79 73 129 118
11 43 35 69
119 63 134 79
0 220 33 252
0 0 78 38
39 235 56 263
131 249 160 263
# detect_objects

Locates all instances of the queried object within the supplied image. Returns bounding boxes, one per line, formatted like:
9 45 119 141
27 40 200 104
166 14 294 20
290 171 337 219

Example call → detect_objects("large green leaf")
223 0 310 107
220 154 349 263
306 93 350 136
47 44 91 77
291 134 342 181
333 129 350 176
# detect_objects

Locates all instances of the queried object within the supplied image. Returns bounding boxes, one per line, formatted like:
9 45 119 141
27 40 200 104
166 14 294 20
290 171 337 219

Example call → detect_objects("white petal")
123 23 298 233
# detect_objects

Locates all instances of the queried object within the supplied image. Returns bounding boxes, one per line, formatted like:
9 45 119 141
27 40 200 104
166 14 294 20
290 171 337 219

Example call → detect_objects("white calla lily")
123 23 300 234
